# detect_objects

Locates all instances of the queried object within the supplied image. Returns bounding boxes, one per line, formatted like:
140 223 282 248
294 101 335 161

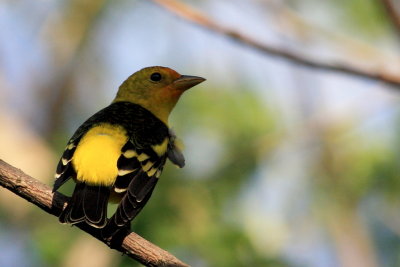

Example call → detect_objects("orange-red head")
114 66 205 124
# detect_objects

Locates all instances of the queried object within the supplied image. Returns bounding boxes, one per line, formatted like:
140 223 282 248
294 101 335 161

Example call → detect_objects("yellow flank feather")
72 123 128 186
151 138 169 156
174 137 185 151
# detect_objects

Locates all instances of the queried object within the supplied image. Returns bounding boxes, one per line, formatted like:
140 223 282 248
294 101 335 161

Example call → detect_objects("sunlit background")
1 0 400 266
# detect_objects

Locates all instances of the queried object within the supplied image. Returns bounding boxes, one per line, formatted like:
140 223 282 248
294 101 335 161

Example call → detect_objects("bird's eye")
150 72 162 82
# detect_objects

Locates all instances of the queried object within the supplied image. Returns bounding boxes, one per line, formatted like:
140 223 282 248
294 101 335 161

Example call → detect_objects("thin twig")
0 159 189 267
381 0 400 37
151 0 400 87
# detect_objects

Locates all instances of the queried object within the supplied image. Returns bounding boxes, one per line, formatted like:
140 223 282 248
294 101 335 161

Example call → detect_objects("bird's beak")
173 75 206 91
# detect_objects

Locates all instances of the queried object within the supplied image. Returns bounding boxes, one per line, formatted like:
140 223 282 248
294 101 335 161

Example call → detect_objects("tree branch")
151 0 400 87
0 159 189 267
381 0 400 37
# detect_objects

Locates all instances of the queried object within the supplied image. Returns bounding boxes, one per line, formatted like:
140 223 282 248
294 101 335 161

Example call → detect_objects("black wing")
53 138 81 191
102 140 167 238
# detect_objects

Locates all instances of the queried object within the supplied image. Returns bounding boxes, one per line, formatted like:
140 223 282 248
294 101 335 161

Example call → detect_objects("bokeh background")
1 0 400 266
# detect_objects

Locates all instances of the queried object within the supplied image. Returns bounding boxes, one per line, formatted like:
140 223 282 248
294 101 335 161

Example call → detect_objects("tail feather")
60 183 110 228
83 185 110 227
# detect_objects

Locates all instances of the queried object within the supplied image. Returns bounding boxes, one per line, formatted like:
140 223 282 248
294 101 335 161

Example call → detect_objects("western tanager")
53 66 205 238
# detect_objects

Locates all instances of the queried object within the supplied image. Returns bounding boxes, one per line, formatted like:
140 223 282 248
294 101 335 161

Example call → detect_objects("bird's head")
114 66 205 124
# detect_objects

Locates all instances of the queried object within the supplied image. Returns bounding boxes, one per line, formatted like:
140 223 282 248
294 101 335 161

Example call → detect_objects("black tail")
59 183 110 228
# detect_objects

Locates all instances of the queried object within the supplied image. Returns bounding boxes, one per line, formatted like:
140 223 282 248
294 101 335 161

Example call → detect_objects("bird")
53 66 205 239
